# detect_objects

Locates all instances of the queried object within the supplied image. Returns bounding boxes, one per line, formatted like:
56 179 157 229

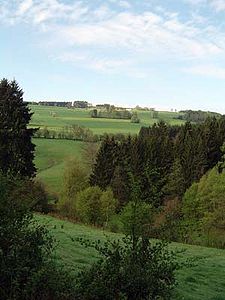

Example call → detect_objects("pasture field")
37 214 225 300
34 139 83 193
30 105 184 135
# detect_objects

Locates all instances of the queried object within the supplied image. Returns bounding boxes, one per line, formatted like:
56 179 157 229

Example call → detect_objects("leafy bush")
131 112 140 123
75 237 178 300
4 178 53 213
153 198 183 242
120 201 154 237
182 167 225 248
0 174 75 300
58 159 88 217
76 187 117 226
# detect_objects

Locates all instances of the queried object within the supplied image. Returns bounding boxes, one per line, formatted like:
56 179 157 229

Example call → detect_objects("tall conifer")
0 79 36 178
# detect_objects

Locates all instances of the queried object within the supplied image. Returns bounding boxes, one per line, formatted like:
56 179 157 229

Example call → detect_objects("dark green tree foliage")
0 174 77 300
111 136 133 208
0 79 36 178
90 136 119 189
91 117 225 207
203 117 221 170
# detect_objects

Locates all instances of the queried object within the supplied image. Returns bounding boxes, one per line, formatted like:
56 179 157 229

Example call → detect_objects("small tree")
62 158 88 201
76 186 103 225
58 158 88 217
75 187 117 226
100 188 118 226
131 112 140 123
82 142 99 170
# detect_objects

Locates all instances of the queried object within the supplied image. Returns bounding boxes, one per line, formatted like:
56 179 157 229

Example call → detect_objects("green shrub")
76 187 117 226
182 167 225 247
58 158 88 217
120 201 154 237
107 214 123 233
99 188 118 226
75 237 178 300
0 174 75 300
76 186 103 225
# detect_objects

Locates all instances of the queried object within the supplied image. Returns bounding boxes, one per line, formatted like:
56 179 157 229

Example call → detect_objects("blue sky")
1 0 225 112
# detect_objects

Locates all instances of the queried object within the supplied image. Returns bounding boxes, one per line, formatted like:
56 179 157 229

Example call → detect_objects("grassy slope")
37 214 225 300
30 105 184 135
34 139 83 193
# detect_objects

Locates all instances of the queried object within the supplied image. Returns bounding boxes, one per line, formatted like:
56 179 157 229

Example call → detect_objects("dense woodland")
88 118 225 247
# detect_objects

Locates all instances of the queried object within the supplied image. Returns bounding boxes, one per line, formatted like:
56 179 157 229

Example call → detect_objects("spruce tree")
90 136 118 189
0 79 36 178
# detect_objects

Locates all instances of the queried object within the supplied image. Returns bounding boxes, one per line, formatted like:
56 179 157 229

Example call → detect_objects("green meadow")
34 139 83 193
30 105 184 135
37 214 225 300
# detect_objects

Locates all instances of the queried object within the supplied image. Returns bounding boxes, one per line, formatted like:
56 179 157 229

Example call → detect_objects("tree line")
90 118 225 209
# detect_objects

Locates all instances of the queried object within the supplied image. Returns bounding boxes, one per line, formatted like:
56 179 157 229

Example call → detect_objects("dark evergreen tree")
90 136 118 189
163 158 185 199
0 79 36 178
203 117 221 170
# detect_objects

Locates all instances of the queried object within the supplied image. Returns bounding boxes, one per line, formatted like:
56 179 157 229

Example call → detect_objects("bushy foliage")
130 112 140 123
58 159 88 217
34 124 99 142
182 167 225 248
75 237 178 300
11 179 53 213
0 174 75 299
62 158 89 201
76 186 117 226
153 199 183 242
120 201 154 237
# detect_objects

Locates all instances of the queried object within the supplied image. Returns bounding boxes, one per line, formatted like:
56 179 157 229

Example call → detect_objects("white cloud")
119 1 131 9
183 64 225 79
57 51 132 74
17 0 33 16
210 0 225 11
1 0 225 74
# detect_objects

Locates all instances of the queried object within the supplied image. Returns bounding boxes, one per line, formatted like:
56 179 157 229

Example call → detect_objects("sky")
1 0 225 112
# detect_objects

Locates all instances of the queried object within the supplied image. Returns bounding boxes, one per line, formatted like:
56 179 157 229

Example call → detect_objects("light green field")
30 105 184 135
37 214 225 300
34 139 83 193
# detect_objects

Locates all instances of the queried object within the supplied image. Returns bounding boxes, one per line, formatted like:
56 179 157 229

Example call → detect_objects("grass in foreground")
36 214 225 300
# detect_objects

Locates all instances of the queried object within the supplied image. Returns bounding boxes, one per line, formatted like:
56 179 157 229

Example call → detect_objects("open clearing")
37 214 225 300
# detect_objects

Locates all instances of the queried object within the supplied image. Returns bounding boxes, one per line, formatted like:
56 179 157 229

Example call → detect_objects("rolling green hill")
37 214 225 300
30 105 184 135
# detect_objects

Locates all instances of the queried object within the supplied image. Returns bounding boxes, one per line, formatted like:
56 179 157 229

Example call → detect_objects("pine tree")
90 136 118 189
163 159 185 199
0 79 36 178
